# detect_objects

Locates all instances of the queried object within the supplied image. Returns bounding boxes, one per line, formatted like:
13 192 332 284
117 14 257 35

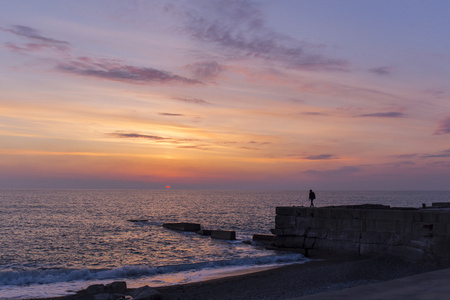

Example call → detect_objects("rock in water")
162 222 201 231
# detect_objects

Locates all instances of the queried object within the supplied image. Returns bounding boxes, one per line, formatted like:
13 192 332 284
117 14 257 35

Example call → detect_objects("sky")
0 0 449 190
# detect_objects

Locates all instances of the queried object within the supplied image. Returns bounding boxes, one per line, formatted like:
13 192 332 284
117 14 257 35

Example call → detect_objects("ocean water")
1 189 449 299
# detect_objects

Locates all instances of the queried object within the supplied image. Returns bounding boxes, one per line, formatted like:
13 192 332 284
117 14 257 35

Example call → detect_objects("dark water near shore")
1 189 449 298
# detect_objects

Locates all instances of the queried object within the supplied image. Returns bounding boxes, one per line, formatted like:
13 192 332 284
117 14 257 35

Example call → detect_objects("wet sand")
154 254 442 300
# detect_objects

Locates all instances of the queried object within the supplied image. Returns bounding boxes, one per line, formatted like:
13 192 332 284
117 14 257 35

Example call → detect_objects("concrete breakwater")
274 204 450 264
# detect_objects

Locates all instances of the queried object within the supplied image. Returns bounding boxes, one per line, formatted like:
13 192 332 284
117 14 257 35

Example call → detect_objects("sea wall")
274 205 450 264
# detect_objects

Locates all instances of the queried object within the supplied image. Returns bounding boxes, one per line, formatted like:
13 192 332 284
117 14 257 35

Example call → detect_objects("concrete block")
252 234 276 243
275 215 296 229
421 212 439 223
436 212 450 224
309 218 328 229
447 224 450 236
211 230 236 240
301 207 316 218
395 221 412 235
315 239 360 253
276 206 296 216
411 222 434 237
304 237 316 249
431 223 447 237
392 210 414 222
362 209 397 221
329 219 346 231
163 223 201 232
412 211 424 222
279 236 304 248
281 227 307 236
196 229 212 236
432 202 450 208
327 230 360 241
273 229 284 236
311 208 332 219
365 219 397 233
295 217 312 229
360 231 384 244
329 208 361 220
293 208 308 218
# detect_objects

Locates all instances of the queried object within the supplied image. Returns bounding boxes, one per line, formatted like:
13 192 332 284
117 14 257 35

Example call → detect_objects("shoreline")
27 253 444 300
153 253 442 299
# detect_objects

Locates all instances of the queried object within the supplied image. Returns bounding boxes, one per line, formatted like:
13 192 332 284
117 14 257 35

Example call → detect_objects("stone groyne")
274 204 450 264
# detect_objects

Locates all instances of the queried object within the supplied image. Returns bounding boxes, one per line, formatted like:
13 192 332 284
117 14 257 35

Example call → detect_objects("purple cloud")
57 58 202 85
305 154 337 160
434 116 450 134
1 25 70 45
110 133 167 140
178 1 348 71
185 61 225 80
422 149 450 158
301 112 328 116
109 132 203 145
369 66 392 76
357 112 404 118
2 25 70 53
3 25 201 86
173 97 210 105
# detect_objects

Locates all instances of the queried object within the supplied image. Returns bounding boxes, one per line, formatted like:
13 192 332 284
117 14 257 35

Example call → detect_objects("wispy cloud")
159 113 185 117
357 112 404 118
172 97 210 105
422 149 450 158
109 132 203 145
3 24 201 86
57 58 202 85
2 25 70 53
434 116 450 134
177 0 348 71
369 66 392 76
398 149 450 159
110 133 168 140
301 111 328 116
185 61 225 80
1 25 70 45
304 154 338 160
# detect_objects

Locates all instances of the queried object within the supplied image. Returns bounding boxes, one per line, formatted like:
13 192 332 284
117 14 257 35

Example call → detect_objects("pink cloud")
434 116 450 135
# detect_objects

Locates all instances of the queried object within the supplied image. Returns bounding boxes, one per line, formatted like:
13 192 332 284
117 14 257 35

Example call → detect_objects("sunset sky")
1 0 449 190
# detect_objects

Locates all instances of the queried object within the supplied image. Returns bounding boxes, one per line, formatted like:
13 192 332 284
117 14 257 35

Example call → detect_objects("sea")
1 189 449 299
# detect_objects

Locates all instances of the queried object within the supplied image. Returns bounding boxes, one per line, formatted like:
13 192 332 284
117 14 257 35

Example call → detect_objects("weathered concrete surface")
253 234 276 245
211 230 236 240
275 205 450 264
162 222 201 232
196 229 212 236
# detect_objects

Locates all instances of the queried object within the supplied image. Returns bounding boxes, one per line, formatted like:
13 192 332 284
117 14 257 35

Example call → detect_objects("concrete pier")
275 205 450 263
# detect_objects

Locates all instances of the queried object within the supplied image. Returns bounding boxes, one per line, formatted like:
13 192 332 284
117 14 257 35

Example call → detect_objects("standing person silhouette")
309 189 316 207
